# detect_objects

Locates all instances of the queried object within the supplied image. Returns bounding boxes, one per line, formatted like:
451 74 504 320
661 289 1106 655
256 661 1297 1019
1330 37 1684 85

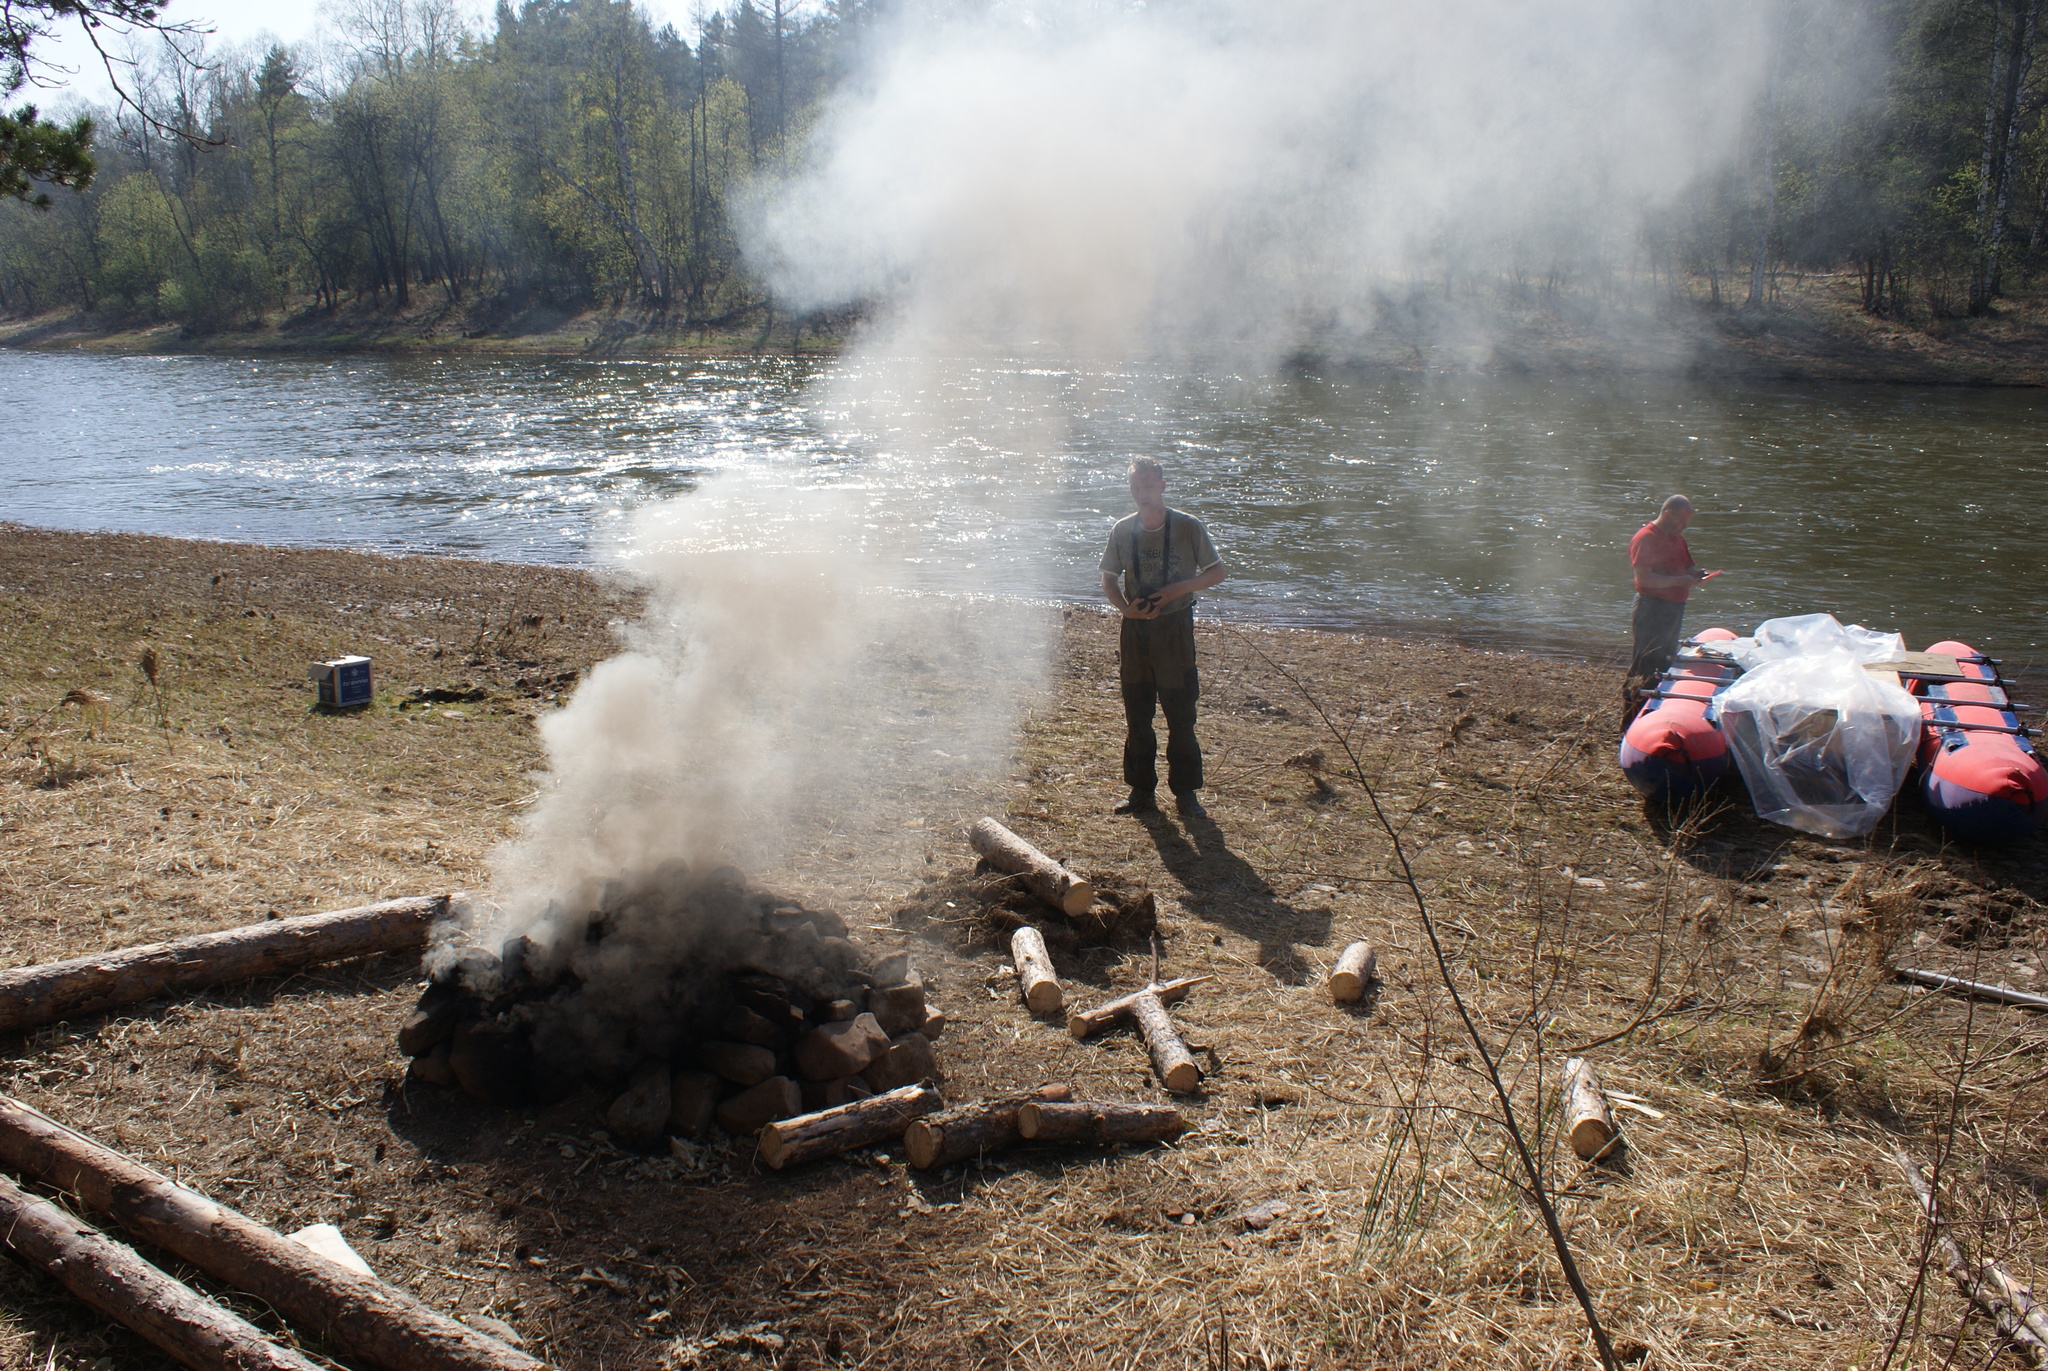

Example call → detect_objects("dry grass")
2 528 2046 1369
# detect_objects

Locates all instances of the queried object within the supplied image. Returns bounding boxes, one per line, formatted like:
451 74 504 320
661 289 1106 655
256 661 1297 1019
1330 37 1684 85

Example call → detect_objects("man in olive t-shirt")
1099 457 1228 819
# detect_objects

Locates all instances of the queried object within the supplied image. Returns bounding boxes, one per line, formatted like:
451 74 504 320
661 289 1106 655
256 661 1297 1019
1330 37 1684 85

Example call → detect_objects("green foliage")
0 104 95 206
0 0 850 326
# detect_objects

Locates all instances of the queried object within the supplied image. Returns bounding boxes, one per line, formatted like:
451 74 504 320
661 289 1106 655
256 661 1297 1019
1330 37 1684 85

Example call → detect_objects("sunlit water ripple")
2 349 2042 655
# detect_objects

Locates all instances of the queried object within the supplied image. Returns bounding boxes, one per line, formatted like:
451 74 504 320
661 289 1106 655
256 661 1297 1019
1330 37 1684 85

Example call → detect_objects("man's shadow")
1138 810 1331 983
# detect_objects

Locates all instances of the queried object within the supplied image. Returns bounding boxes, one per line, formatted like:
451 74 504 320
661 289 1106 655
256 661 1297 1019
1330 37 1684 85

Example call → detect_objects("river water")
2 349 2042 655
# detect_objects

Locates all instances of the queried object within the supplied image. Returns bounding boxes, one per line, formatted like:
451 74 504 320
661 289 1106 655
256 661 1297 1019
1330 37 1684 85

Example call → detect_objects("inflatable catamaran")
1619 628 2045 844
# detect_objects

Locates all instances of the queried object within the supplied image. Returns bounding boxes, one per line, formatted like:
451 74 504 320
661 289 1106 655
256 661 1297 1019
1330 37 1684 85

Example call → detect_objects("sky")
24 0 707 109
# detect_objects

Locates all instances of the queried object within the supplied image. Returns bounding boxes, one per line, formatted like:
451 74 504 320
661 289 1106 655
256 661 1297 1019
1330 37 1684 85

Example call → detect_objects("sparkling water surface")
2 349 2042 655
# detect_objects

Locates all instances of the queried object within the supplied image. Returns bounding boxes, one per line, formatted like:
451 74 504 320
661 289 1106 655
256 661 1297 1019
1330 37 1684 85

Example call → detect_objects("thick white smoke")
750 0 1773 365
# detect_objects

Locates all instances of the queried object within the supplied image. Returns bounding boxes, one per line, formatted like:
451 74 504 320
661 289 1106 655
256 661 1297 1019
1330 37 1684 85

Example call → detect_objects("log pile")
396 863 943 1149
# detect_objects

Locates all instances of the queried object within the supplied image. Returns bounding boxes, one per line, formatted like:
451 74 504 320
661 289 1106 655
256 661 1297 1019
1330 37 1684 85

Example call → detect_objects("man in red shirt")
1627 494 1711 699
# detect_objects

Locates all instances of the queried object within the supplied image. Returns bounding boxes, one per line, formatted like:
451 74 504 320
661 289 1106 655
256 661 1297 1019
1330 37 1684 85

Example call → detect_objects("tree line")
0 0 853 328
4 0 2048 332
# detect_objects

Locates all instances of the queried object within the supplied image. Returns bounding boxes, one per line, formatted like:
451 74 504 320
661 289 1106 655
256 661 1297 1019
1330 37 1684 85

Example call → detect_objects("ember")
397 862 940 1149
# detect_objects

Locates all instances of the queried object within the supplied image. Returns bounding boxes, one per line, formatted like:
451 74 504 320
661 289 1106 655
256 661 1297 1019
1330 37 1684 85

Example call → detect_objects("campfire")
395 862 942 1149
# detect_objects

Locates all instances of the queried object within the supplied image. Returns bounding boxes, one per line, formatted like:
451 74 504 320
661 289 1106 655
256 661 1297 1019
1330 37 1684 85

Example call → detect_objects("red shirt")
1630 522 1694 603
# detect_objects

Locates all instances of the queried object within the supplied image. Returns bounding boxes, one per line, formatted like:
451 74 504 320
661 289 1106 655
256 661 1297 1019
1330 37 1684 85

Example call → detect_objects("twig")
1224 624 1622 1371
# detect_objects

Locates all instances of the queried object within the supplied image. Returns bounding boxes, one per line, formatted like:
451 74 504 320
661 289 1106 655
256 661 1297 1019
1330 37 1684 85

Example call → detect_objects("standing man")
1100 457 1228 819
1627 494 1712 698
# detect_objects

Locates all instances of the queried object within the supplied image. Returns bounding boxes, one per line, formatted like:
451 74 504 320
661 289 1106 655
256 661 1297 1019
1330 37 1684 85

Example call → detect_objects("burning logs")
399 863 946 1151
0 1094 542 1371
904 1085 1074 1170
1560 1057 1619 1160
1010 926 1063 1014
1327 941 1377 1003
1066 976 1210 1040
0 1173 326 1371
969 818 1094 916
1017 1100 1188 1146
0 895 447 1036
1131 991 1202 1093
757 1083 944 1169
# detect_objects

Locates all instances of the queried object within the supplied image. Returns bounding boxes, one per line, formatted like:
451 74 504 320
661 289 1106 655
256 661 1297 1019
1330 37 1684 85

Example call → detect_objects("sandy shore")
2 527 2045 1369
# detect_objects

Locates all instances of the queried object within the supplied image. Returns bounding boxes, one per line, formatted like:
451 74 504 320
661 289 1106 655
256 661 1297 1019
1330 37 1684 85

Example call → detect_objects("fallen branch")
0 1094 543 1371
1016 1100 1186 1146
0 1173 324 1371
1891 1145 2048 1367
757 1084 943 1169
904 1085 1074 1170
1067 976 1210 1040
969 818 1093 916
0 896 449 1035
1896 967 2048 1013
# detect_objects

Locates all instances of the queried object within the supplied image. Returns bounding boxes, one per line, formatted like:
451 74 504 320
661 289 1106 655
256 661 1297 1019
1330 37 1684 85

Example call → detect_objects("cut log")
0 1173 325 1371
969 818 1094 917
1327 941 1377 1003
1131 991 1202 1093
757 1083 944 1169
1009 927 1063 1015
904 1085 1073 1170
1067 976 1211 1040
1893 1146 2048 1368
0 1093 543 1371
1560 1057 1618 1161
1016 1100 1187 1146
0 895 448 1036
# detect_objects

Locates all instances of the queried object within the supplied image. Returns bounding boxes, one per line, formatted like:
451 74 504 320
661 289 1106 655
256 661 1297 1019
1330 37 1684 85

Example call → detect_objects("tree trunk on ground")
0 1174 325 1371
0 896 448 1036
1009 927 1063 1015
0 1094 541 1371
903 1085 1073 1170
1066 976 1210 1040
969 818 1093 916
756 1084 942 1169
1016 1100 1187 1146
1327 942 1377 1003
1561 1057 1618 1160
1131 991 1202 1093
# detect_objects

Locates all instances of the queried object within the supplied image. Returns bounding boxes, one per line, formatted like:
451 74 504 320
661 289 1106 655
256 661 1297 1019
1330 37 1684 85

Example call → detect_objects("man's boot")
1113 789 1158 815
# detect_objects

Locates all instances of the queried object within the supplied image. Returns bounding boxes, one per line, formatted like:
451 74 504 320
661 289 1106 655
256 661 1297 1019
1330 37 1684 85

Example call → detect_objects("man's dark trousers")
1120 609 1203 795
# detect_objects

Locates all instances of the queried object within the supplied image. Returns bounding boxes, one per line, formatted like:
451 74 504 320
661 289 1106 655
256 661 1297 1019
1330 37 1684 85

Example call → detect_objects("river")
2 348 2042 655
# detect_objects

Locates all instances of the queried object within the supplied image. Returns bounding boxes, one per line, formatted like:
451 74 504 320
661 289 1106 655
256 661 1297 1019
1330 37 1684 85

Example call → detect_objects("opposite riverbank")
2 527 2046 1369
9 272 2048 384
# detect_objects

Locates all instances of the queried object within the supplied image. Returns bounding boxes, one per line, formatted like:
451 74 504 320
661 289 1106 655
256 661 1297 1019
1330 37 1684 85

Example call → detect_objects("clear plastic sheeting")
1711 615 1922 839
1720 612 1906 671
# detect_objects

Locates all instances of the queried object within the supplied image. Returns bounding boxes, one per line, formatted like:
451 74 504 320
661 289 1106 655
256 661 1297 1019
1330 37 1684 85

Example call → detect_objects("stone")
397 984 464 1057
716 1076 801 1136
606 1062 673 1151
801 1077 859 1111
720 1006 786 1049
667 1070 723 1141
860 1032 941 1093
921 1011 947 1040
871 979 928 1037
697 1040 777 1087
794 1013 890 1081
407 1039 455 1088
818 998 861 1022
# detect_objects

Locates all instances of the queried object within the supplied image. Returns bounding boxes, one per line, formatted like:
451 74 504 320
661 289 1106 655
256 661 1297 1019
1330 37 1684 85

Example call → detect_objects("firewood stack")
395 861 942 1150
